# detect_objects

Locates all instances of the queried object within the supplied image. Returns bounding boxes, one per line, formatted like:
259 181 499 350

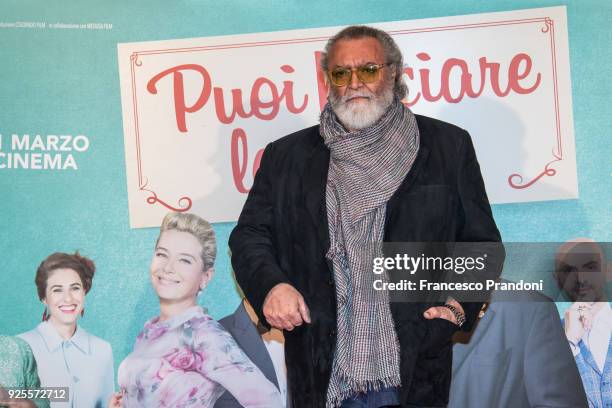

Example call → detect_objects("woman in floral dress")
111 212 282 407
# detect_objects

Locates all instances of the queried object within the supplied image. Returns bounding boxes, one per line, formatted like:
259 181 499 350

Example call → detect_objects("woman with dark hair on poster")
18 252 114 408
111 212 281 408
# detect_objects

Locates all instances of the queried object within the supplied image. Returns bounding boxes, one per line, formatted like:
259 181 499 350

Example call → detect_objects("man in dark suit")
229 25 503 407
214 299 289 408
449 286 588 408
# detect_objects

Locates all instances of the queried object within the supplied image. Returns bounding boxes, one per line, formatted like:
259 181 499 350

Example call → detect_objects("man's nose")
348 69 362 89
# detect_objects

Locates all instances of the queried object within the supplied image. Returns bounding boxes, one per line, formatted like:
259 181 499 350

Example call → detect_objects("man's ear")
323 72 330 90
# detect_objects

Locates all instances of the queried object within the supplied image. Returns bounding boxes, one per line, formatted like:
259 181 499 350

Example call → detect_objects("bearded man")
229 25 502 408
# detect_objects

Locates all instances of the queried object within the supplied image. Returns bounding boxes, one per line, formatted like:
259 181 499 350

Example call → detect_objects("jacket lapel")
389 145 430 201
452 308 496 376
302 137 331 255
580 334 612 377
386 114 430 204
603 337 612 378
231 304 279 388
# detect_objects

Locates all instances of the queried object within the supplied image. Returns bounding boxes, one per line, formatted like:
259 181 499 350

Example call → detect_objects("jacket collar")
227 302 279 388
302 133 331 255
578 336 612 377
140 305 208 341
578 305 612 377
36 321 90 354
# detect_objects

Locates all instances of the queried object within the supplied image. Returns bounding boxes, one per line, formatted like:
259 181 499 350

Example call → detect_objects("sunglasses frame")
327 62 393 87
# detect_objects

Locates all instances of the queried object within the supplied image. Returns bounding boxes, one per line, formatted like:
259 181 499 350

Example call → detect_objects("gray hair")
320 25 407 99
158 212 217 271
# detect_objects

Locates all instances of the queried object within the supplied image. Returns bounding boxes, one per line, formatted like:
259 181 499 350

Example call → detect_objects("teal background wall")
1 0 610 377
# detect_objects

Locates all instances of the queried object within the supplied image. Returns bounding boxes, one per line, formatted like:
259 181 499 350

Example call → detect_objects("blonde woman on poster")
18 253 115 408
111 212 281 407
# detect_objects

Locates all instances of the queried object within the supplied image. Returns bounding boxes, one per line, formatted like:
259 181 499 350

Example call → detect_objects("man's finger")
267 310 288 330
266 316 281 329
423 306 441 319
298 296 312 323
569 309 583 323
287 310 304 326
582 313 593 331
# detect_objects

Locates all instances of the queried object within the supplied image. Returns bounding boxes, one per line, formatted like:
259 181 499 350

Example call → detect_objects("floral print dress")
118 306 282 407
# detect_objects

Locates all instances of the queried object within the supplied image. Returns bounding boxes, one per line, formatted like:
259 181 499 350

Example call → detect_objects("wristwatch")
442 303 466 327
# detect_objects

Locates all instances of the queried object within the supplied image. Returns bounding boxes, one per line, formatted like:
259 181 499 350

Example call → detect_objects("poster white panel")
117 6 576 227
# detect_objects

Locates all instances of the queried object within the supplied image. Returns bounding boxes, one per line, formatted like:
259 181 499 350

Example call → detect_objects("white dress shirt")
19 322 114 408
263 337 288 407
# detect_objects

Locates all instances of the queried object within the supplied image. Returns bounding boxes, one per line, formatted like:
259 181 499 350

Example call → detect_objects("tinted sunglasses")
328 63 393 87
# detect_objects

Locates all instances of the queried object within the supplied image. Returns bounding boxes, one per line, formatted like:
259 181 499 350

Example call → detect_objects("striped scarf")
320 98 420 407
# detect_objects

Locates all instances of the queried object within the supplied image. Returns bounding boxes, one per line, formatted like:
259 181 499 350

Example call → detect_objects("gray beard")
329 85 395 131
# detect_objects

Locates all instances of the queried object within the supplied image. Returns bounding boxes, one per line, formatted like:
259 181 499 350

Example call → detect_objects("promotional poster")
1 1 610 407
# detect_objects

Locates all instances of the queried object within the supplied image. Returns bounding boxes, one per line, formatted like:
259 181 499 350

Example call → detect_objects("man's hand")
263 283 311 331
564 302 593 345
423 298 463 325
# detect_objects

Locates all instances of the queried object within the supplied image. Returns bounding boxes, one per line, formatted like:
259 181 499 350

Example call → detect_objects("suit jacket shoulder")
268 124 321 154
415 114 467 136
214 304 282 408
450 289 588 408
413 114 473 163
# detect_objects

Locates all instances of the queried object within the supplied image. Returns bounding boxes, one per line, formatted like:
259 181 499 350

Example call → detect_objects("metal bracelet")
442 303 466 327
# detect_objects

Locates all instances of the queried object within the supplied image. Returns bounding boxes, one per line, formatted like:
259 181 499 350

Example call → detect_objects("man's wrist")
442 303 466 327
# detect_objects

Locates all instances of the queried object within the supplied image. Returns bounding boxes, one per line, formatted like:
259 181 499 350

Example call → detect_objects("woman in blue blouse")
19 252 114 408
